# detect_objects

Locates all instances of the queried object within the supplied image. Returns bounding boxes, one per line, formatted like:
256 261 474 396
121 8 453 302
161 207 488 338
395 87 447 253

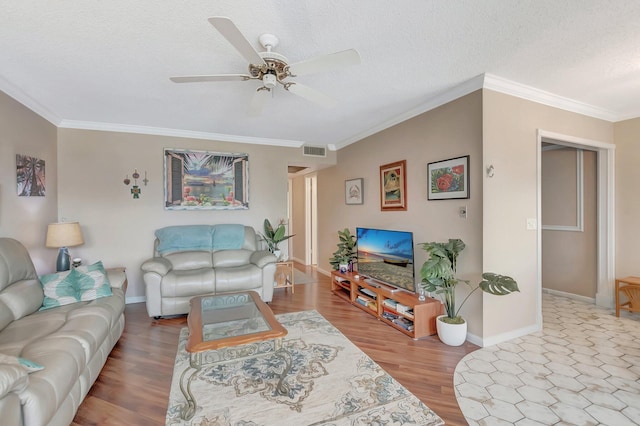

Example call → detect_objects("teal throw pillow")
75 261 113 301
39 269 81 310
39 261 113 310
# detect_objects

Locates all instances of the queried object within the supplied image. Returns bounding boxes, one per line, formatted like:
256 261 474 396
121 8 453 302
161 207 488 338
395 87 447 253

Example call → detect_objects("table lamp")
46 222 84 272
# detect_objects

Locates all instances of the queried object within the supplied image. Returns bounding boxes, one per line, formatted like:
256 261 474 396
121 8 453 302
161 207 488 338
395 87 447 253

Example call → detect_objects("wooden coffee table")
179 291 291 420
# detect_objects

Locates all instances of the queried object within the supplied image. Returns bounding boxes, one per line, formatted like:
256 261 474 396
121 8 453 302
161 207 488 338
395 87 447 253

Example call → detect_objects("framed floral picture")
427 155 469 200
345 178 364 205
380 160 407 211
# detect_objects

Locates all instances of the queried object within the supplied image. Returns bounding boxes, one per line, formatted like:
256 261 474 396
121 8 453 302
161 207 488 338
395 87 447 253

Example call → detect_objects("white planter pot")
273 249 282 261
436 315 467 346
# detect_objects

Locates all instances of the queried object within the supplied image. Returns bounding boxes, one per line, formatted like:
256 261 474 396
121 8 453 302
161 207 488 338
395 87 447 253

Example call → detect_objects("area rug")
293 269 316 285
166 310 443 425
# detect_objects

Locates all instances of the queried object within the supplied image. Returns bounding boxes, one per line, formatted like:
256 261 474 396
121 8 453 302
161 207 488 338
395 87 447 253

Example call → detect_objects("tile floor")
454 293 640 426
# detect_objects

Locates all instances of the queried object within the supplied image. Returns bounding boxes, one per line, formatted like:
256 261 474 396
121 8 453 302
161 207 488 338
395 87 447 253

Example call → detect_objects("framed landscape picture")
380 160 407 211
345 178 363 205
427 155 469 200
164 148 249 210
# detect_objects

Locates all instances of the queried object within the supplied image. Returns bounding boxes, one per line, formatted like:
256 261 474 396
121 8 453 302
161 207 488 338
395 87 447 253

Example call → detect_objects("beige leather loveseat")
0 238 127 426
140 224 277 318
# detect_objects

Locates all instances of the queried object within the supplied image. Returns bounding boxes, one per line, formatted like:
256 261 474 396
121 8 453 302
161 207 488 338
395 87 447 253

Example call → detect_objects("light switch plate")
459 206 467 219
526 218 537 230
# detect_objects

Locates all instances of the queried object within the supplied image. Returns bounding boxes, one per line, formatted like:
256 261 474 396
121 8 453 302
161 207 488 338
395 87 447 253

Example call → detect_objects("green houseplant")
260 219 294 256
329 228 357 271
419 238 519 345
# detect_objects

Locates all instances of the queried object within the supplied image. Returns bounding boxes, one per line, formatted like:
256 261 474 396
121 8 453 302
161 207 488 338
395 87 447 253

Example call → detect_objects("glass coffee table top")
186 291 287 353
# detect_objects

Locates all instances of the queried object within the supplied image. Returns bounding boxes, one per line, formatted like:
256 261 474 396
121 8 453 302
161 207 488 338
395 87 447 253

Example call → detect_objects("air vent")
303 145 326 157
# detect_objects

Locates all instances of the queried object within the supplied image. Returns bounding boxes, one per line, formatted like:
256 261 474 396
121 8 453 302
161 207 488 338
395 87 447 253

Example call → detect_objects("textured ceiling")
1 1 639 149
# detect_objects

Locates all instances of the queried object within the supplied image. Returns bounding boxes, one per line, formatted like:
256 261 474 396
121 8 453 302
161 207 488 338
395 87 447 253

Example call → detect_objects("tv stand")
331 270 443 339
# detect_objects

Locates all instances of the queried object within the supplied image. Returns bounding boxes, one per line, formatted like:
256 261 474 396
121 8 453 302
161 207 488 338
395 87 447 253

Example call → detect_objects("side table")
274 261 295 293
615 276 640 317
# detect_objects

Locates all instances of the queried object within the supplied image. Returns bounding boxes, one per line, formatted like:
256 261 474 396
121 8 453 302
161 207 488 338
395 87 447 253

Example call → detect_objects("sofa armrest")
141 257 172 276
250 250 278 268
106 267 128 291
0 364 28 399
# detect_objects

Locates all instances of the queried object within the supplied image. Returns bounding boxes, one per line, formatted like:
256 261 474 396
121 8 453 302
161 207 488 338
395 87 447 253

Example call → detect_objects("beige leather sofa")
140 224 277 318
0 238 126 426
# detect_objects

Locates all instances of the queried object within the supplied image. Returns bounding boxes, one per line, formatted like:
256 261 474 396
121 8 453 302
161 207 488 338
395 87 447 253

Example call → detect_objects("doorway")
536 130 615 324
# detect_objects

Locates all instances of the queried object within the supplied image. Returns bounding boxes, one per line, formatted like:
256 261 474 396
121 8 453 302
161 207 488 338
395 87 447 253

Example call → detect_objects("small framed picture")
380 160 407 211
345 178 363 205
427 155 470 200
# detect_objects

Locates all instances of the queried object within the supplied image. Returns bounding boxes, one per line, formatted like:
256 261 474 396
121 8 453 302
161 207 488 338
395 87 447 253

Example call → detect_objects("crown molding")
482 73 619 122
57 120 305 148
0 74 61 125
333 74 485 150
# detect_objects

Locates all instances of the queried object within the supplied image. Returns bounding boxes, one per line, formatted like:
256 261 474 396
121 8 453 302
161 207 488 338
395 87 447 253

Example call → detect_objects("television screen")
356 227 415 293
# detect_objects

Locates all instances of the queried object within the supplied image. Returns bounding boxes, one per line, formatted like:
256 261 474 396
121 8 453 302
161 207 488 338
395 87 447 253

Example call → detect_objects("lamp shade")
45 222 84 248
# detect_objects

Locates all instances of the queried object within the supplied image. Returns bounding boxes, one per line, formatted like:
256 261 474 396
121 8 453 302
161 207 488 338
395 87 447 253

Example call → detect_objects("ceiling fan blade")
248 87 270 116
209 17 266 66
170 74 251 83
285 82 337 108
287 49 361 76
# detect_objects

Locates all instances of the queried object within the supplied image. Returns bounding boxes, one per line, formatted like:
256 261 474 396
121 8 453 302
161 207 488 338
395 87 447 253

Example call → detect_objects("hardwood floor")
72 265 478 425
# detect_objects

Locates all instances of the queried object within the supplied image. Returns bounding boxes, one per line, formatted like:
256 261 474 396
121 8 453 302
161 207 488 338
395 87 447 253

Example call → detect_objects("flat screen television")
356 227 416 293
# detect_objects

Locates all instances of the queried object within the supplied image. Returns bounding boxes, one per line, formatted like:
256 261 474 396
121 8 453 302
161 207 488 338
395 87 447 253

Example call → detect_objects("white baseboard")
125 296 146 305
542 287 595 304
316 267 331 277
469 322 542 347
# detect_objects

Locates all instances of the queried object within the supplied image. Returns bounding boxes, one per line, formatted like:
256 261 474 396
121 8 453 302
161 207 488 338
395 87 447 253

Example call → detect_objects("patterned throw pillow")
75 261 112 301
39 261 113 310
39 269 81 310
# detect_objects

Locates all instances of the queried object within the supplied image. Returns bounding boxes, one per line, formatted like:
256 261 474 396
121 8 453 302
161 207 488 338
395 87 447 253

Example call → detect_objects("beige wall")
482 89 613 343
541 148 597 298
317 91 485 336
56 128 335 301
0 91 58 273
614 117 640 278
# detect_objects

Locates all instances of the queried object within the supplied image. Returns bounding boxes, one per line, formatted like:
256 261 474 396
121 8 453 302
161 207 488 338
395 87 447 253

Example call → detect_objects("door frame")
305 174 318 265
536 130 615 322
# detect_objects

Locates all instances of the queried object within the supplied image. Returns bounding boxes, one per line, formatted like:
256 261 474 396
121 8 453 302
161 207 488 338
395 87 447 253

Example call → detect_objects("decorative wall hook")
123 169 147 199
486 165 495 178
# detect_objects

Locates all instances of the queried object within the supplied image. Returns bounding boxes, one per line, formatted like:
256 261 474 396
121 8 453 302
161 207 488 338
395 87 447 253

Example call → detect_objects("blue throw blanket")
155 224 246 254
155 225 214 254
212 224 245 250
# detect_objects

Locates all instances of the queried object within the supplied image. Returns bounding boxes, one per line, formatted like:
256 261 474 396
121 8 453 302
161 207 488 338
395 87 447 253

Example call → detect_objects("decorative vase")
339 263 349 273
273 249 282 261
436 315 467 346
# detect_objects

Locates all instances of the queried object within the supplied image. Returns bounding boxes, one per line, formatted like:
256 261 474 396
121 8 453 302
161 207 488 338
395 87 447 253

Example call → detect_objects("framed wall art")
345 178 363 205
16 154 45 196
164 148 249 210
427 155 469 200
380 160 407 211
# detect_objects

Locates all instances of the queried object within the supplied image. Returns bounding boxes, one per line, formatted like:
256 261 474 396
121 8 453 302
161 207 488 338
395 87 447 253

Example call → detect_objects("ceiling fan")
170 17 361 114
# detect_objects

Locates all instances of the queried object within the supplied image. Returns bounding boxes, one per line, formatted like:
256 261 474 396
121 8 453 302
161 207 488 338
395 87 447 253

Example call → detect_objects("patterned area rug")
166 310 443 425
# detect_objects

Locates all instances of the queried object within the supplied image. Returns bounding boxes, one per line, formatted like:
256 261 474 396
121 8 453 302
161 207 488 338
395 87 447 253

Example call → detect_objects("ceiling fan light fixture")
263 72 277 89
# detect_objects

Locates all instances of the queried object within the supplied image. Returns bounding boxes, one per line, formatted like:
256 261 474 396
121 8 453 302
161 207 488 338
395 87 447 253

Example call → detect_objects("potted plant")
329 228 357 272
260 219 294 260
419 238 519 346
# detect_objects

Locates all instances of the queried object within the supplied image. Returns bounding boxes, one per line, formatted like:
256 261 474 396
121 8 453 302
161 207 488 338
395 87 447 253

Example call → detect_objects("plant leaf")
479 273 520 295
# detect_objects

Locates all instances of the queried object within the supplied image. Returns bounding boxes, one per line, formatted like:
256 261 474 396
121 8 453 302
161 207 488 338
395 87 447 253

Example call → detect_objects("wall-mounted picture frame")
164 148 249 210
427 155 469 200
16 154 45 196
380 160 407 211
345 178 363 205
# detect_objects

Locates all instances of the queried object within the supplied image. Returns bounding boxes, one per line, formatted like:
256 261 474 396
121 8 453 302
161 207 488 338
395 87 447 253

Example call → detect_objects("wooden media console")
330 270 443 339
